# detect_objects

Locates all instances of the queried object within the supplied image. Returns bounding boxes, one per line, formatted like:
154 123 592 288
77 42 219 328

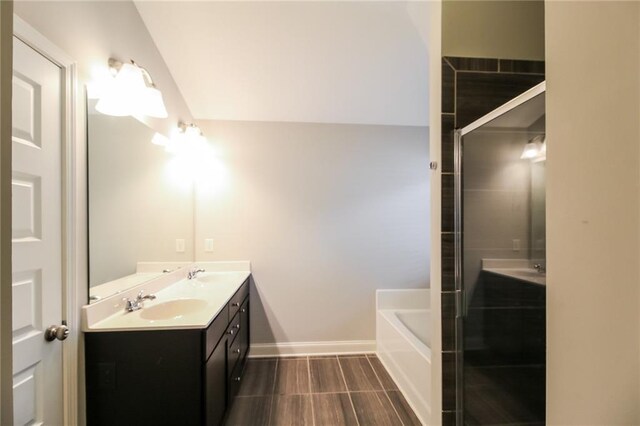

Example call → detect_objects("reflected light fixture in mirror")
152 122 206 155
521 135 546 162
152 132 170 147
153 123 229 193
167 123 207 155
95 58 168 118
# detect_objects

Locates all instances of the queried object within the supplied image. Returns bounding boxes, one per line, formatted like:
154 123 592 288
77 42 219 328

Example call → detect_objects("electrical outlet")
204 239 214 252
176 239 185 253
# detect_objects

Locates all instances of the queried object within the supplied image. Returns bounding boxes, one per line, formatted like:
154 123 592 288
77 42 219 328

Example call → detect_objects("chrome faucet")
187 268 205 280
533 264 546 273
123 290 156 312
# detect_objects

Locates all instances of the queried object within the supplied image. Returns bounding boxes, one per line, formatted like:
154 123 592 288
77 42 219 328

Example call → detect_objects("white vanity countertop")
82 262 250 332
483 268 546 286
482 259 546 286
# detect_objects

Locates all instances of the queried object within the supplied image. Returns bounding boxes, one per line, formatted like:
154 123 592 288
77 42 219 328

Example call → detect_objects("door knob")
45 324 70 342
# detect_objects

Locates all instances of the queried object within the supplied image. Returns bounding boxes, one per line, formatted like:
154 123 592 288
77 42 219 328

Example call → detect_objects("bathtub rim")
379 308 432 361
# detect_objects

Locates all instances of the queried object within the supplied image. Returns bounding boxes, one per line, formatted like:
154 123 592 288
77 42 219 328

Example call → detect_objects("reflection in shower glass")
457 91 546 425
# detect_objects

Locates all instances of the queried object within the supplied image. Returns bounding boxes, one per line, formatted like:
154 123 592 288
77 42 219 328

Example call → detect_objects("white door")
11 36 64 426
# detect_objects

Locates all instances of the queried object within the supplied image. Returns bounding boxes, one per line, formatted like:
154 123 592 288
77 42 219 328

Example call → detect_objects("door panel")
456 91 546 425
12 36 64 426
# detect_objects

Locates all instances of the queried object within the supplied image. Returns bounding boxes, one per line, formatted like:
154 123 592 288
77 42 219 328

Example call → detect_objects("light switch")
176 239 185 253
204 239 214 252
512 239 520 252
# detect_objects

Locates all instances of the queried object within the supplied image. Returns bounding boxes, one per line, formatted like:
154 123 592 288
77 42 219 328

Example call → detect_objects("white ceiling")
134 1 430 126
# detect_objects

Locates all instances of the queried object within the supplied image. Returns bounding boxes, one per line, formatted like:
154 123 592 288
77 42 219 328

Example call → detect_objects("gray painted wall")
195 120 430 344
463 130 532 306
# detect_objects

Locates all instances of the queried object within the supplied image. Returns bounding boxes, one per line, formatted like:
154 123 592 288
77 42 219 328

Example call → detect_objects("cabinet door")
239 299 250 361
206 336 227 426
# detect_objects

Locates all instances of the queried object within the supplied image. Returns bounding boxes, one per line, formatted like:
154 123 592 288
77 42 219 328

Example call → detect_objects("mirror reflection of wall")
531 160 546 264
461 92 546 304
527 114 546 267
462 129 533 299
88 98 194 300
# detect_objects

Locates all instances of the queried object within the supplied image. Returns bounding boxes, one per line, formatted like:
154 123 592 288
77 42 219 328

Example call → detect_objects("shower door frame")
453 81 546 425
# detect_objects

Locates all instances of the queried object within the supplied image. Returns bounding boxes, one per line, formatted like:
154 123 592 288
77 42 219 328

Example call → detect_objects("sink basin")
140 299 208 320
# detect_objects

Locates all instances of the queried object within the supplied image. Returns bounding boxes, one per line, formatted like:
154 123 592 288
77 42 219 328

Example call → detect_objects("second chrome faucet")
187 268 206 280
533 263 546 274
123 290 156 312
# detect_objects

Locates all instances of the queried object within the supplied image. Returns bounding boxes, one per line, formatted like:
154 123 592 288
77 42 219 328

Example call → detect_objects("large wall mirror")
87 97 194 302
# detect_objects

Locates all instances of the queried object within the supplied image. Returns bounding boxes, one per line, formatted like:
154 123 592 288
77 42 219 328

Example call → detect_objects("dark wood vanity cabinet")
206 334 228 426
85 278 250 426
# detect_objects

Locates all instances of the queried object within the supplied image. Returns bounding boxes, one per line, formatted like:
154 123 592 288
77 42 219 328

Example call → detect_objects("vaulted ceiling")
134 1 430 126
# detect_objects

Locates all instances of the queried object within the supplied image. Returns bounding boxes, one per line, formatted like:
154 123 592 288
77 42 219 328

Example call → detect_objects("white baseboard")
249 340 376 357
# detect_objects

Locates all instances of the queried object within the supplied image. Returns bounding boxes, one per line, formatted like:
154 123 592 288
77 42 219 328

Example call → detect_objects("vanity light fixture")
520 135 546 162
95 58 168 118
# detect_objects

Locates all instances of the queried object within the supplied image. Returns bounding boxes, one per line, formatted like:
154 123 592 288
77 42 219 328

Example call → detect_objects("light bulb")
114 63 146 94
95 59 168 118
185 125 200 138
95 81 133 116
520 142 541 159
142 87 168 118
151 133 169 146
95 63 146 116
521 136 547 162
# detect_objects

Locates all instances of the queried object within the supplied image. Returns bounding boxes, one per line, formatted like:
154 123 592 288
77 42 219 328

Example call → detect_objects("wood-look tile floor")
225 354 422 426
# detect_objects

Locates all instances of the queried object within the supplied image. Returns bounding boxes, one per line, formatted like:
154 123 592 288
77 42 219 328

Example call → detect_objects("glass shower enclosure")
454 83 546 425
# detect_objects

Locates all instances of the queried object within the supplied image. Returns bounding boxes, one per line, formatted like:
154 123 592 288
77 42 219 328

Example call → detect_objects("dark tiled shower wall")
440 57 545 424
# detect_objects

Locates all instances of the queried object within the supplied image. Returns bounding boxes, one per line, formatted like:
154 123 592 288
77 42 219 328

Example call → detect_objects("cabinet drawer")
227 312 241 346
204 304 229 361
229 279 249 319
227 332 242 375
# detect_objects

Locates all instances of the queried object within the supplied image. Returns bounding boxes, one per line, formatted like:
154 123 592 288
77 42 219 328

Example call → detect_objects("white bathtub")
376 289 430 425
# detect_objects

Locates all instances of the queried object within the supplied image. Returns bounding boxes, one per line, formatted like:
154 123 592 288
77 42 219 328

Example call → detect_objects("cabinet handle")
228 329 235 335
232 302 240 307
234 376 241 382
234 348 241 354
235 324 240 330
241 308 246 313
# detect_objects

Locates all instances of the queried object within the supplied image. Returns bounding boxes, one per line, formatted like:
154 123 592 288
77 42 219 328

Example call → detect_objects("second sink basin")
140 298 208 320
